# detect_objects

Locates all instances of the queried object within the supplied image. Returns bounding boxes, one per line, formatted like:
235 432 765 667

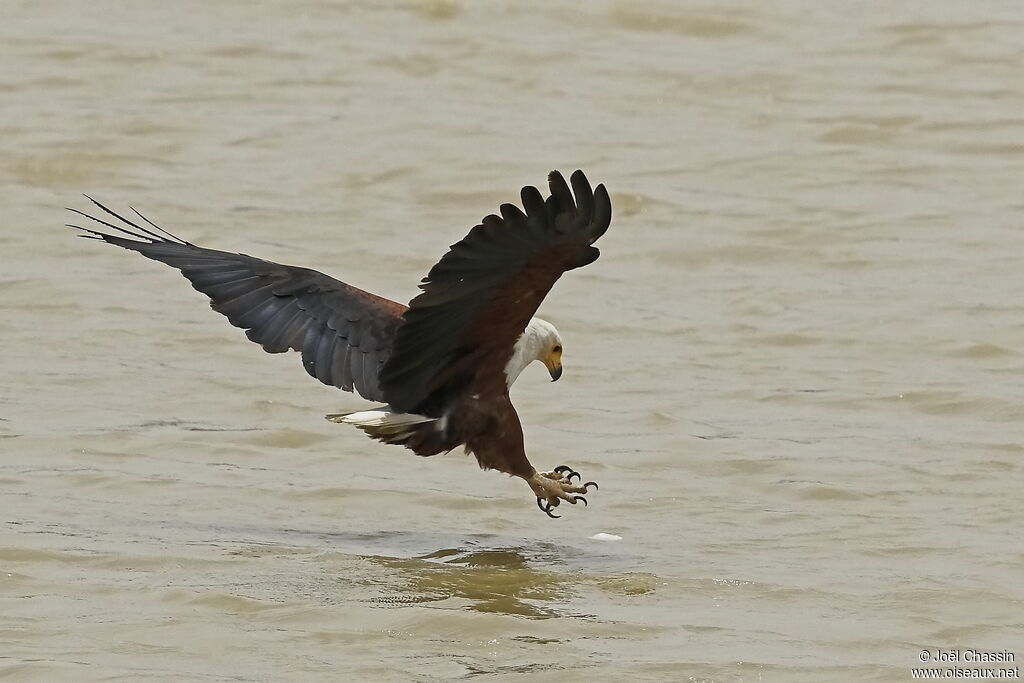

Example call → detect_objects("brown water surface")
2 1 1023 680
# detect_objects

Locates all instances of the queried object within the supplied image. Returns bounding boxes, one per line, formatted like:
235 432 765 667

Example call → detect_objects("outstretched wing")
68 199 406 401
379 169 612 414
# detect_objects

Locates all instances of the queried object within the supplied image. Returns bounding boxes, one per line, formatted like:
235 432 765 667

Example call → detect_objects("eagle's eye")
552 345 562 353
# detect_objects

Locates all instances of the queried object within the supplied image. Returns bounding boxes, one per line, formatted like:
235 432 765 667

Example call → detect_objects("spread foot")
527 466 599 518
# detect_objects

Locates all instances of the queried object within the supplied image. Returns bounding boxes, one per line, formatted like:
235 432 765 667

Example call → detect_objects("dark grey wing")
379 170 611 414
68 198 406 401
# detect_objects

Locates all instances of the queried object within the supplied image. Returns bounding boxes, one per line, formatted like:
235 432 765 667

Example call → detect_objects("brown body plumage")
70 170 612 517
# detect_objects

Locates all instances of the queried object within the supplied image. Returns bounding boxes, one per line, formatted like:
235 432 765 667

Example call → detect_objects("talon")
583 481 599 491
528 469 595 518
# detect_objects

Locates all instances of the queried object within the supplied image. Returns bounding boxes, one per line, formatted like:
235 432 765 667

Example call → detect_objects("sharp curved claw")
573 495 588 506
537 497 561 518
567 471 581 482
553 465 574 475
583 481 599 491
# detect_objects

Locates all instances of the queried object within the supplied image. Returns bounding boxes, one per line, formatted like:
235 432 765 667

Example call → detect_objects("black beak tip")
549 365 562 382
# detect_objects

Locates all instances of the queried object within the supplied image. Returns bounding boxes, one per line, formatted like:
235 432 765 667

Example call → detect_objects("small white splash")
589 532 623 542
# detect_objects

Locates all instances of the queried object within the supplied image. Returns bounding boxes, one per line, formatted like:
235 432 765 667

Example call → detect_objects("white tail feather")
326 409 437 445
327 409 433 428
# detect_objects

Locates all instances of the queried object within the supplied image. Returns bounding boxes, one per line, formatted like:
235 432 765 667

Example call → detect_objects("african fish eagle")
68 170 612 518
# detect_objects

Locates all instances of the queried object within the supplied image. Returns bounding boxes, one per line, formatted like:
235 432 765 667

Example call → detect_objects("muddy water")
2 1 1023 680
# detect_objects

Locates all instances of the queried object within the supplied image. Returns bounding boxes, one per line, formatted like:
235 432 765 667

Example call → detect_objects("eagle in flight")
69 170 612 518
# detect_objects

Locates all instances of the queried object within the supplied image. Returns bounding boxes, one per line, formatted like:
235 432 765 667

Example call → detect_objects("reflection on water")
264 529 657 619
367 546 579 618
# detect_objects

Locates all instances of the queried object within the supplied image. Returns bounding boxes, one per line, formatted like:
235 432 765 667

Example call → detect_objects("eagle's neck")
504 318 557 388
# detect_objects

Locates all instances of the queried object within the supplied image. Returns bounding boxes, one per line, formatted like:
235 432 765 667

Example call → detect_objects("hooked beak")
544 349 563 382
